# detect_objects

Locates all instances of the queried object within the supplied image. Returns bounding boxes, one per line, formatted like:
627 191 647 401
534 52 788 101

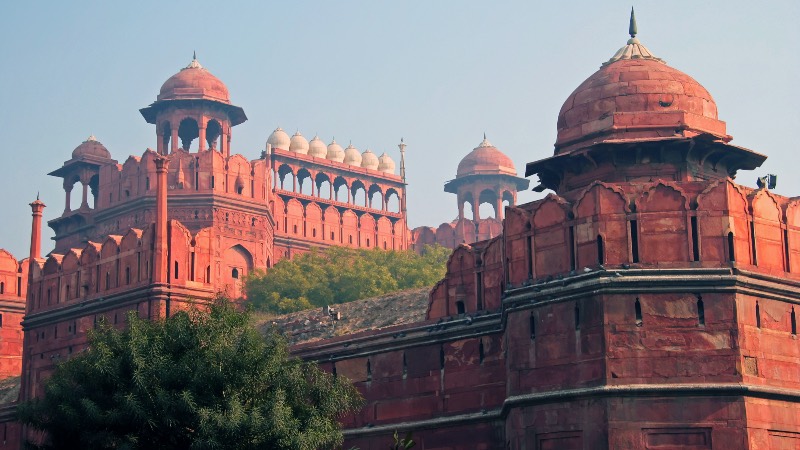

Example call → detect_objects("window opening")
635 298 643 326
784 229 791 272
697 296 705 326
574 304 580 330
756 301 761 328
727 232 736 262
366 359 372 382
456 301 465 315
750 221 758 265
597 235 605 264
232 268 239 279
630 220 640 263
568 225 576 271
529 313 536 340
691 216 700 261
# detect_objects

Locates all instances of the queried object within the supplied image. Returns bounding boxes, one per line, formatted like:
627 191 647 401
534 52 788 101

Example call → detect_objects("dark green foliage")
245 245 451 314
18 299 363 450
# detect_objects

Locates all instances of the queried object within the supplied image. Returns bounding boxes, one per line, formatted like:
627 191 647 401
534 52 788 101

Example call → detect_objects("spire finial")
36 191 39 201
193 50 197 60
629 7 637 38
483 132 487 140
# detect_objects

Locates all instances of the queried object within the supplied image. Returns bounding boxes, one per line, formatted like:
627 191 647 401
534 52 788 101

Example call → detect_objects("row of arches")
458 189 515 221
30 220 260 313
274 164 402 213
273 197 407 251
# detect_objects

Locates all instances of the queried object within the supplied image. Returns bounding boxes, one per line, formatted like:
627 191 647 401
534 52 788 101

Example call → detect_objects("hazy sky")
0 1 797 258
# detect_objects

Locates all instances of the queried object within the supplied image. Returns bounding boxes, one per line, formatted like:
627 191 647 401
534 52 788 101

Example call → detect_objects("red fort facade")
0 12 799 450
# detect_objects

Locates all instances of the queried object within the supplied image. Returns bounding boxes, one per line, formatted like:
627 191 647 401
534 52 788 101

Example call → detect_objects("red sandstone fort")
0 11 798 449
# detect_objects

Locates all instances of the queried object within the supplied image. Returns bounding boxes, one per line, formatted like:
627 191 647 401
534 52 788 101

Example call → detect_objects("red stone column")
29 198 45 262
198 122 207 152
153 157 169 284
63 185 72 214
171 126 179 154
496 195 504 221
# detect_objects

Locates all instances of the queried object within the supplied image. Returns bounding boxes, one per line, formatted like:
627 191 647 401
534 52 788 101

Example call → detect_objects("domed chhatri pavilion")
291 11 799 449
411 135 530 250
1 9 799 450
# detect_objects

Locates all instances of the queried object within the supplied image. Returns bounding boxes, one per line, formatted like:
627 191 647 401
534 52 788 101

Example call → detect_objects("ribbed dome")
555 16 727 154
72 135 111 159
326 139 345 162
456 136 516 177
377 152 396 174
267 127 291 150
158 56 230 103
289 131 309 154
361 149 379 170
308 135 327 158
343 144 362 165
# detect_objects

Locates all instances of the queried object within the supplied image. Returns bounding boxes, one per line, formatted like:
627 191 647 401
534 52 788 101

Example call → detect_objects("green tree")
245 245 451 314
18 299 362 450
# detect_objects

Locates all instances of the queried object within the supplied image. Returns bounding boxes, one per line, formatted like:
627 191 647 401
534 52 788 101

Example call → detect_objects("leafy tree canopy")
245 245 451 314
18 299 362 450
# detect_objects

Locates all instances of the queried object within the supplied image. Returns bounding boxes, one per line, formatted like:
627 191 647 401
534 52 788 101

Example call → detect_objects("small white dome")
267 127 290 150
308 135 327 158
361 149 379 170
326 139 345 162
343 144 362 165
377 152 396 173
289 131 309 154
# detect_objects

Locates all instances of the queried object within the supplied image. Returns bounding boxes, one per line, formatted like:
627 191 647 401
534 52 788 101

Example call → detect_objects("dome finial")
193 50 197 61
629 7 638 39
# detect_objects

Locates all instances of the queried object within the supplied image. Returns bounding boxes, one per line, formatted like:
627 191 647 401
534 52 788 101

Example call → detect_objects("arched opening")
455 300 465 315
223 245 253 298
178 118 200 151
386 189 401 213
478 189 497 219
232 268 239 279
67 175 81 211
277 165 295 191
316 173 332 200
351 181 367 207
368 184 384 210
463 200 474 221
88 174 99 209
297 168 313 196
502 190 515 209
206 119 222 151
333 176 348 202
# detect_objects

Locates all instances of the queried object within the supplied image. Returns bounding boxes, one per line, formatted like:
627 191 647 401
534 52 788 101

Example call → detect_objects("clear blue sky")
0 1 797 258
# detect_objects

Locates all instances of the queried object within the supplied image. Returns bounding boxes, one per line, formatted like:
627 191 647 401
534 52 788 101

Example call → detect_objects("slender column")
81 182 89 209
329 183 333 200
458 196 465 220
157 129 164 154
153 157 169 283
64 186 72 214
29 198 45 262
496 195 504 221
198 124 207 152
226 134 231 158
171 126 179 154
474 192 481 221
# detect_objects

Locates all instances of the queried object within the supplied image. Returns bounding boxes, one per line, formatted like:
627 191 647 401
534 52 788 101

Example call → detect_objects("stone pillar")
64 185 72 214
80 182 89 209
329 183 333 200
29 198 45 262
496 195 504 221
198 123 207 152
157 129 164 155
153 157 169 284
458 196 465 220
171 126 179 154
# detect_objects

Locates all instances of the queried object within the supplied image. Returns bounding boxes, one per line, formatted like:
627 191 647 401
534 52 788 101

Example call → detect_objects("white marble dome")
308 135 327 158
326 139 345 162
343 144 362 165
377 152 396 174
267 127 290 150
289 131 309 154
361 149 379 170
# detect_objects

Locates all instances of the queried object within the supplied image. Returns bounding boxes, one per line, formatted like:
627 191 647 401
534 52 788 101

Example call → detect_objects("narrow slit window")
174 261 179 280
691 216 700 261
697 296 705 326
530 313 536 340
597 235 605 265
635 298 643 327
526 235 533 278
756 302 761 328
479 339 485 365
728 232 736 262
750 221 758 265
630 220 640 263
366 359 372 381
784 229 791 272
792 307 797 335
568 226 576 271
402 352 408 379
574 304 580 330
440 345 445 371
